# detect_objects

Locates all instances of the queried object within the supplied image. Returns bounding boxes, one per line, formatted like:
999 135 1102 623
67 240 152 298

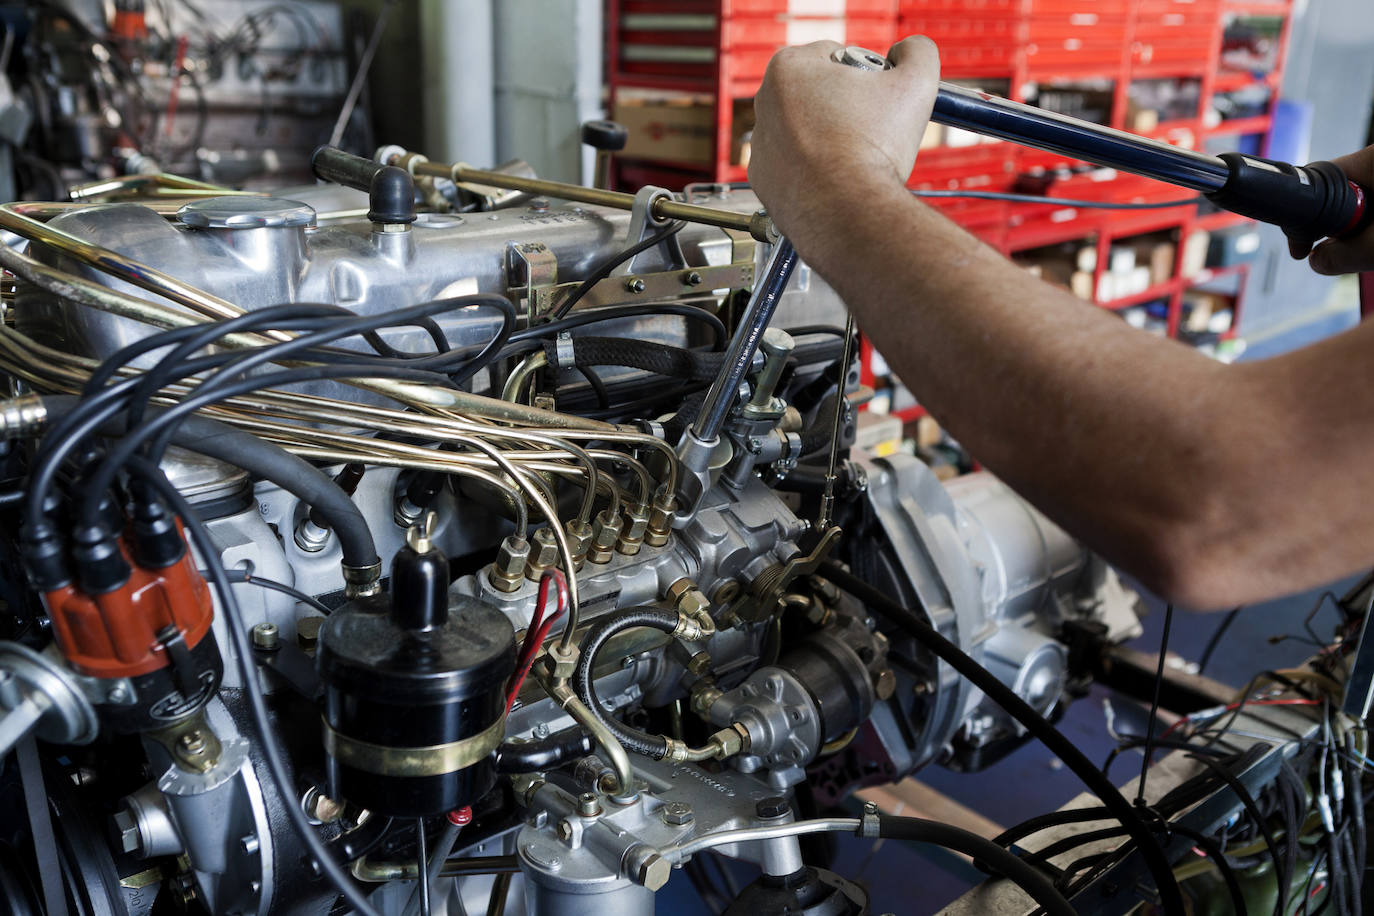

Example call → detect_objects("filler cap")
177 196 317 230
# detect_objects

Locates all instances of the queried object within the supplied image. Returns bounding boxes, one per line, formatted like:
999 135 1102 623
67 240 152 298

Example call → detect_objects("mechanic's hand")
749 36 940 238
1291 143 1374 275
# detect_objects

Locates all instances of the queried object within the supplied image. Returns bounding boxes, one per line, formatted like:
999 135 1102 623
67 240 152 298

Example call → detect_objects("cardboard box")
612 96 754 167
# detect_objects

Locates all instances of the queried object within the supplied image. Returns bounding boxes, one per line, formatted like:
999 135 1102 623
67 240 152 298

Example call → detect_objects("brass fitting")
671 610 713 642
690 683 723 718
644 491 676 548
524 527 560 580
708 723 750 758
542 643 580 680
489 535 530 592
669 579 711 620
564 519 593 570
587 509 623 564
616 506 650 556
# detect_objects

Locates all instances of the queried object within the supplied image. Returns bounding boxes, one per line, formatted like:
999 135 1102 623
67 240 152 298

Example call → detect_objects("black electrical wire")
1184 752 1287 916
508 302 728 349
817 561 1187 915
538 222 684 322
213 567 333 616
1198 607 1244 675
912 189 1205 209
1138 603 1176 802
124 456 382 916
875 813 1075 916
29 397 379 571
548 221 687 321
1168 823 1249 916
80 297 500 525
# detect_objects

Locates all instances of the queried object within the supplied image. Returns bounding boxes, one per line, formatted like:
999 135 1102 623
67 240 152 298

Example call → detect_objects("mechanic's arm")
750 37 1374 610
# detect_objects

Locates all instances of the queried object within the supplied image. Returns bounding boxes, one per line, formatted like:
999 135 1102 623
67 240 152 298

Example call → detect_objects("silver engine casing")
12 186 1139 916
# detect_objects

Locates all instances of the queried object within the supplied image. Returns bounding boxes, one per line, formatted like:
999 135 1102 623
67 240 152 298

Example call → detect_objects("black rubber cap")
756 796 790 819
581 120 628 152
71 524 132 595
130 491 186 570
367 165 417 225
391 539 449 632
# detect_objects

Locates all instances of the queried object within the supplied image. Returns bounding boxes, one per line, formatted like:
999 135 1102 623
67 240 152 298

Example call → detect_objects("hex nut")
556 819 575 842
661 802 694 826
644 493 676 548
587 510 623 564
490 535 530 592
524 527 560 580
112 808 141 854
564 519 593 569
616 508 650 556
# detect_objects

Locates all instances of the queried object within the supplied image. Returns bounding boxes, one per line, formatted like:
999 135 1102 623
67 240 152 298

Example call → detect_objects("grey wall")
1234 0 1374 338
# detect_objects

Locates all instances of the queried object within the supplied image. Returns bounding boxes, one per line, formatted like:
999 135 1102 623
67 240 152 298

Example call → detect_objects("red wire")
505 569 568 713
1160 697 1321 741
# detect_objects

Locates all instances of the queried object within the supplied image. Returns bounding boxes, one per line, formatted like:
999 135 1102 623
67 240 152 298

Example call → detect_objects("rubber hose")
494 727 596 773
570 606 680 759
37 396 379 569
876 814 1075 916
546 336 726 382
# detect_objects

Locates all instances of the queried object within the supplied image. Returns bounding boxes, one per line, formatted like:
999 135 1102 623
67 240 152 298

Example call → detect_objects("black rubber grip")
581 120 628 152
1206 153 1372 247
311 145 385 192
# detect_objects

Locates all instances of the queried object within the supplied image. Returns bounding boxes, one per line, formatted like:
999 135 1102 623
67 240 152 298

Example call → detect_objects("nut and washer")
489 535 530 592
587 510 623 564
524 527 560 580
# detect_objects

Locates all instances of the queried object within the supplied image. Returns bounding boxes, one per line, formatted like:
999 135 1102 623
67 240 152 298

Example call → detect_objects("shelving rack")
605 0 1295 423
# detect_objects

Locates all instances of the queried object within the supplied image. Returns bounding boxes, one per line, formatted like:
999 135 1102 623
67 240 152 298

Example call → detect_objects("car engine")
0 146 1143 916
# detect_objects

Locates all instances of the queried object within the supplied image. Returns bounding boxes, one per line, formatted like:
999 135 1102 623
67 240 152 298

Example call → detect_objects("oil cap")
177 196 317 230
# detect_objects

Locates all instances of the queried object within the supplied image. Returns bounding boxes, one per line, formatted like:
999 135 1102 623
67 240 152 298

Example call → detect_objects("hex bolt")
106 682 130 704
577 793 601 817
755 796 790 820
634 852 671 891
239 834 260 855
556 819 575 842
684 270 703 286
251 622 280 651
661 802 694 826
625 277 646 293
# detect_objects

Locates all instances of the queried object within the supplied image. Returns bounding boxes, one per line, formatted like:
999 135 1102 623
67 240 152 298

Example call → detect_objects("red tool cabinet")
606 0 1295 422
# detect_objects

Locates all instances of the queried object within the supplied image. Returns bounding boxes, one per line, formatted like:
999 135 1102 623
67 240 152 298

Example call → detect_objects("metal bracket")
533 261 754 316
506 241 559 319
613 186 674 279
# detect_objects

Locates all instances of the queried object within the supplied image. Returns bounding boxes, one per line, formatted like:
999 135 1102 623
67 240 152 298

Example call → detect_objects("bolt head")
685 271 703 286
178 731 206 754
661 802 693 826
112 809 141 854
577 792 601 817
626 277 646 293
636 853 671 891
251 622 280 650
755 796 790 819
556 819 575 842
239 834 260 855
106 683 130 704
874 669 897 701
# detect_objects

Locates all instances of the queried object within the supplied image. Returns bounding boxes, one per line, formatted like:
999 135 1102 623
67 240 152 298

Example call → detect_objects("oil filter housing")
317 529 516 817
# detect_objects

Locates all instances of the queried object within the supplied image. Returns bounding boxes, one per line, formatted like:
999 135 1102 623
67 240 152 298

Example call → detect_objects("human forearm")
796 180 1260 603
